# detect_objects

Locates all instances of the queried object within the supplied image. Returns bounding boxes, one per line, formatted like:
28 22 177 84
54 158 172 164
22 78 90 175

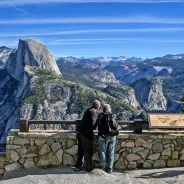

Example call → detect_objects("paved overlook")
1 166 184 184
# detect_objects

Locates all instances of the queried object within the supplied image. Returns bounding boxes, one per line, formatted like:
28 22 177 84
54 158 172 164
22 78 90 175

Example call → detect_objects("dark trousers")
79 133 93 171
76 133 84 168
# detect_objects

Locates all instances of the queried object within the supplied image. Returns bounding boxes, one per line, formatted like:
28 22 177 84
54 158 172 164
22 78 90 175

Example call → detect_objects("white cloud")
1 16 184 24
2 37 184 48
44 38 184 45
12 6 37 18
1 0 184 7
0 27 184 37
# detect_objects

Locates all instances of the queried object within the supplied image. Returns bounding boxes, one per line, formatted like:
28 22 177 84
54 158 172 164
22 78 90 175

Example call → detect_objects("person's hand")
100 135 105 140
109 114 114 120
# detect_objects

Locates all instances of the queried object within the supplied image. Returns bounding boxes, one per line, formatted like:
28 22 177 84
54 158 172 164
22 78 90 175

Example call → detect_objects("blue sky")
1 0 184 58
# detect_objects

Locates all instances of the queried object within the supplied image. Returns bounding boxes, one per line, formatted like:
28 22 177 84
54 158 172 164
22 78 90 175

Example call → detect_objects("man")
75 100 101 172
94 104 119 174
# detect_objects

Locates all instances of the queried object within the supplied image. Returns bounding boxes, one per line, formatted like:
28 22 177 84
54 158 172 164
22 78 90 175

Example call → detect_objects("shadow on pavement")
136 169 184 179
3 165 87 180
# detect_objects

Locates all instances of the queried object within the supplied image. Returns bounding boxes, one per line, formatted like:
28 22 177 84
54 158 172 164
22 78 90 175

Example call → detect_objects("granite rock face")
83 68 119 88
7 39 61 81
0 46 15 68
131 77 167 111
0 39 61 143
104 84 140 109
21 74 140 125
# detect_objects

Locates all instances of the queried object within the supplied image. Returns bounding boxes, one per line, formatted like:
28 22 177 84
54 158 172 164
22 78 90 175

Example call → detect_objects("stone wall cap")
7 129 184 139
16 131 77 138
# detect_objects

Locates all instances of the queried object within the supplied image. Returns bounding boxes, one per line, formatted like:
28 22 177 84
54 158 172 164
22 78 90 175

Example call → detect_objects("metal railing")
20 119 148 133
0 144 6 152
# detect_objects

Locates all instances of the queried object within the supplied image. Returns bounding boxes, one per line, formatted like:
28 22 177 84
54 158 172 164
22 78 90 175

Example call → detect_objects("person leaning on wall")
94 104 119 174
74 100 101 172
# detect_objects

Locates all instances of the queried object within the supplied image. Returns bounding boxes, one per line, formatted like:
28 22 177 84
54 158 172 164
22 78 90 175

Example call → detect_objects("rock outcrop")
83 69 119 88
104 84 140 109
0 39 61 143
0 46 14 68
131 77 167 111
7 39 61 81
105 65 130 81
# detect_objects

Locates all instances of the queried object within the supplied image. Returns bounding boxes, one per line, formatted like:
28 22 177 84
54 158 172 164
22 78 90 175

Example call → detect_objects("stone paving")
1 166 184 184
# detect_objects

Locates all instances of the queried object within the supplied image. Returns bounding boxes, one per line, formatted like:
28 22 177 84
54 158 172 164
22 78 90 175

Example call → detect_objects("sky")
1 0 184 58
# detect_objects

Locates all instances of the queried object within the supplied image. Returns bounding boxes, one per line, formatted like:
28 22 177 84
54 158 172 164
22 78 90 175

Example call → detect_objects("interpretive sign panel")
148 113 184 128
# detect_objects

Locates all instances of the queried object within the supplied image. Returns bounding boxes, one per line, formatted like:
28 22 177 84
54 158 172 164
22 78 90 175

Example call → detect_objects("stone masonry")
0 153 6 179
4 130 184 173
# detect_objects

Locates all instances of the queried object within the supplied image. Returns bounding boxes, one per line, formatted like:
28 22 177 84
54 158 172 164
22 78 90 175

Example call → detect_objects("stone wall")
0 153 6 179
4 130 184 172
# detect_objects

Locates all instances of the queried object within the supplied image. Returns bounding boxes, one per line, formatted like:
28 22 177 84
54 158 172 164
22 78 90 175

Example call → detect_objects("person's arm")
93 115 100 130
90 109 97 126
109 114 118 129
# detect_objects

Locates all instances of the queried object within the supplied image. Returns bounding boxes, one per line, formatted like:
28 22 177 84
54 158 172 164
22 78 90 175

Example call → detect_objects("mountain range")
0 39 184 143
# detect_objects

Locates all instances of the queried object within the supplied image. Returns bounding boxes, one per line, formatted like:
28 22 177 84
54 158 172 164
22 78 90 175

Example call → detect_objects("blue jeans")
98 135 116 170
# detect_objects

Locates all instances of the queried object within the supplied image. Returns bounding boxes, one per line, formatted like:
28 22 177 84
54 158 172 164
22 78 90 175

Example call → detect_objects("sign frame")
147 113 184 129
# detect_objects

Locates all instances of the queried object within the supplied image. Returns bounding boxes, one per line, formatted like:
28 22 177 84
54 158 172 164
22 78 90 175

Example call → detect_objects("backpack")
106 113 119 136
98 113 119 136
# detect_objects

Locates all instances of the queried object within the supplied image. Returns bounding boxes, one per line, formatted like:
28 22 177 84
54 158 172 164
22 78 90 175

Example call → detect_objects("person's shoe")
106 168 112 174
101 168 106 172
74 165 84 171
86 168 93 172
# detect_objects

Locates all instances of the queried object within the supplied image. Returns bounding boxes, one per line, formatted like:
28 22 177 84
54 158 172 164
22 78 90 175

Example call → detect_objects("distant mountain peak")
7 39 61 80
0 46 12 50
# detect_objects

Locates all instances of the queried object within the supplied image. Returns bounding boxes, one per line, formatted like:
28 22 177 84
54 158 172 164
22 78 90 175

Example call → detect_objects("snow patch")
152 66 173 73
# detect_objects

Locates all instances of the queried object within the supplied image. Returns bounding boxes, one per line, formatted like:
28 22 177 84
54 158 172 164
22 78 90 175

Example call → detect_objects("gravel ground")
2 166 184 184
2 166 131 184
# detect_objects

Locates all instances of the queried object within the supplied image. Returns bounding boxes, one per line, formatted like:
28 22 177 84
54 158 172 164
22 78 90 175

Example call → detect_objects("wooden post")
44 124 47 130
133 119 143 133
20 119 29 132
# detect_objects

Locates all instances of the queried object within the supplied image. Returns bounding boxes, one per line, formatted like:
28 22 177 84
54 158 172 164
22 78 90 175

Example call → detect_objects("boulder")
5 162 22 171
35 139 46 146
126 154 141 162
135 139 152 149
148 153 160 160
51 142 62 152
56 149 63 164
65 145 78 155
152 143 164 153
115 158 126 169
136 149 149 160
39 144 51 155
24 158 36 168
63 154 75 166
10 150 19 162
153 160 166 168
162 147 172 157
167 159 180 167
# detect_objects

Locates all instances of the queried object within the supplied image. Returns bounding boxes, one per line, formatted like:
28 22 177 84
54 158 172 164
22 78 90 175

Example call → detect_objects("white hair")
103 104 111 113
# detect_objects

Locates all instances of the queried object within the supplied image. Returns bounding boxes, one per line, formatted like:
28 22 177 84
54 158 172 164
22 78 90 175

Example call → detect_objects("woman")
93 104 119 174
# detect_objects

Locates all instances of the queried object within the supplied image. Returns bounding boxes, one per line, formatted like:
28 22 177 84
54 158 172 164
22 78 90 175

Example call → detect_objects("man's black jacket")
77 107 99 139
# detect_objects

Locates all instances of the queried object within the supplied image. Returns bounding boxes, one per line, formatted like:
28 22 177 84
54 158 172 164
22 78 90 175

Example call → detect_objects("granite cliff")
0 39 61 142
0 39 141 143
